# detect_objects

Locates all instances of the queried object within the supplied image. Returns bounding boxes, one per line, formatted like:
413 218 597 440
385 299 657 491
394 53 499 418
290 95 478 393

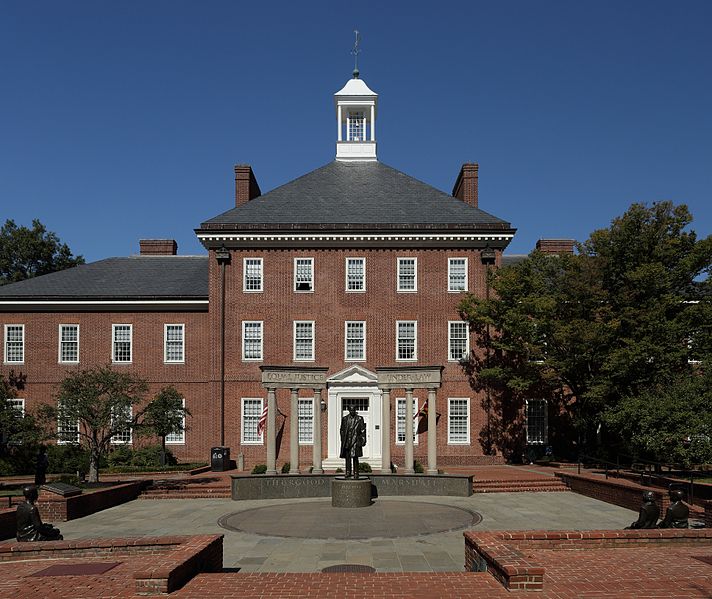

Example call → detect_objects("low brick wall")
0 534 223 595
464 529 712 593
37 481 147 522
705 500 712 528
0 508 15 541
555 471 669 512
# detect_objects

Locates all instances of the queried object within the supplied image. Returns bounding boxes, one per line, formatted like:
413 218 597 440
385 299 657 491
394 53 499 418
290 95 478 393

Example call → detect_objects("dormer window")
348 111 365 141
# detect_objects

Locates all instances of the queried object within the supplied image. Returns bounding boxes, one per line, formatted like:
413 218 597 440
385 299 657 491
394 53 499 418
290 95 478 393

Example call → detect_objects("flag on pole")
415 400 428 434
257 404 268 437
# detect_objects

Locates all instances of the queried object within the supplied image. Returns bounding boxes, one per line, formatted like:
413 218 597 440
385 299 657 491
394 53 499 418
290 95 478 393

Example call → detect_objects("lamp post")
480 246 496 455
215 245 231 447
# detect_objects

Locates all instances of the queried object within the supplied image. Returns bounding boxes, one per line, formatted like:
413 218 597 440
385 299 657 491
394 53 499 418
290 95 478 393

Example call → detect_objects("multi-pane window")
348 111 364 141
397 258 417 292
346 258 365 291
59 324 79 363
294 258 314 292
294 321 315 361
241 398 263 444
345 321 366 361
448 258 468 292
396 397 419 445
164 324 185 363
243 258 263 292
8 398 25 415
57 402 80 444
396 321 417 361
166 398 186 444
4 324 24 363
298 398 314 444
448 398 470 444
111 406 132 444
112 324 132 363
242 321 263 361
526 399 548 444
448 321 469 361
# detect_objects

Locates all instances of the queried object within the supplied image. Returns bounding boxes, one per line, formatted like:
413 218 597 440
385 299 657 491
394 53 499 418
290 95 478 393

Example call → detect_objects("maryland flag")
415 400 428 435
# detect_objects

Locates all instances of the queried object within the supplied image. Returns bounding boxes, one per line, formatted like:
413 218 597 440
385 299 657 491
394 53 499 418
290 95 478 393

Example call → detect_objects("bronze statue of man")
340 405 366 479
625 490 659 529
658 489 689 528
16 485 63 542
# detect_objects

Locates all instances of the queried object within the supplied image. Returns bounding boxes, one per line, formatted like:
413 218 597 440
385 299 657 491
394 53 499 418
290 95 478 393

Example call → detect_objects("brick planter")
37 481 148 522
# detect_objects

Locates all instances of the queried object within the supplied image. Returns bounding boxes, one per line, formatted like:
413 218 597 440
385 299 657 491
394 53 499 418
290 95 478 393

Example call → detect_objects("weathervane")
351 30 361 78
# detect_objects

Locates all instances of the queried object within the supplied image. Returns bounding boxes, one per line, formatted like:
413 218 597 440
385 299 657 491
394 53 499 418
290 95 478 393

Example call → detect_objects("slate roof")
501 254 528 267
0 256 208 300
200 161 513 231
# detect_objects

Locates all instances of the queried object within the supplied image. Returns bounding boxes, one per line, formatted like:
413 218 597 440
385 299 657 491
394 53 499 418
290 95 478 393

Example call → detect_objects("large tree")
459 201 711 461
138 386 190 467
38 366 148 482
0 218 84 285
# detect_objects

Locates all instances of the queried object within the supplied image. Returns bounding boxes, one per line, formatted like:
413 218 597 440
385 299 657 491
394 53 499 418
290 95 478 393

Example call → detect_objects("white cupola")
334 72 378 162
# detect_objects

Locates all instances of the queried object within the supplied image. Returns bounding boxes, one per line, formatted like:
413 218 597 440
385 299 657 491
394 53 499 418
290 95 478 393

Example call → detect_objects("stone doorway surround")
260 365 329 475
376 366 443 475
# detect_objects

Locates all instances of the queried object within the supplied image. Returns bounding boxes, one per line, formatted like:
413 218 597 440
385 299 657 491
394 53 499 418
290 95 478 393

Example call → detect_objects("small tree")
38 366 148 482
0 370 43 452
138 386 190 467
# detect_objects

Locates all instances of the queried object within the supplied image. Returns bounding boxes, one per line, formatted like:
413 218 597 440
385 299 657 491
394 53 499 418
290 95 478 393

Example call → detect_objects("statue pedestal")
331 477 371 508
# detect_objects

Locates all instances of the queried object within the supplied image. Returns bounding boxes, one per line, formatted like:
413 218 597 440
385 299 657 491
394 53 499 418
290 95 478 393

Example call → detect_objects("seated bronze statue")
658 489 689 529
625 490 659 529
16 485 63 542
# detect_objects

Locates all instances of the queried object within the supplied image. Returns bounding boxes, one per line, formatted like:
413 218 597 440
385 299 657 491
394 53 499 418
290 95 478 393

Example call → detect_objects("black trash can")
211 446 231 472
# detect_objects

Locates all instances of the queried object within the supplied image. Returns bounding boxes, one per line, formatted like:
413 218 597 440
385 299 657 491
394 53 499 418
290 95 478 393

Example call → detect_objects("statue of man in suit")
340 405 366 479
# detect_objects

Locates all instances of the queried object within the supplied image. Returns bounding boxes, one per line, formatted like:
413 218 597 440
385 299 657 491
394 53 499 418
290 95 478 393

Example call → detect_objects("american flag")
257 404 268 437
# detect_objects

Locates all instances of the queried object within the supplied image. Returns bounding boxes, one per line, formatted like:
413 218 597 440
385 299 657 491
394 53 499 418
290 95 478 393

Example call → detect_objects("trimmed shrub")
251 464 267 474
47 444 94 476
281 462 290 473
358 462 372 473
413 460 424 473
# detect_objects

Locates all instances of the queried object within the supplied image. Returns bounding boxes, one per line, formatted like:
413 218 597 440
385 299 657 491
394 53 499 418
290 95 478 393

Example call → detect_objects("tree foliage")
38 366 148 482
138 386 190 466
459 201 711 461
0 218 84 285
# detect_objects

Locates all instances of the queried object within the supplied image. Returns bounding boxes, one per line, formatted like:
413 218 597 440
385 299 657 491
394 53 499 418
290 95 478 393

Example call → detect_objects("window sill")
345 290 366 294
243 290 264 293
164 361 185 365
447 441 471 445
242 358 264 363
241 441 264 446
396 290 417 294
58 361 80 365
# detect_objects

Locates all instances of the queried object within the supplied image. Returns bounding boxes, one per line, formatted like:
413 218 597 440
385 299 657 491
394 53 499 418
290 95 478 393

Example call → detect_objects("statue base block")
331 477 371 508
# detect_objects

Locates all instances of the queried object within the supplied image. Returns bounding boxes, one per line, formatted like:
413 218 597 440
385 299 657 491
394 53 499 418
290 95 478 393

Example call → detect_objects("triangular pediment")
327 365 378 384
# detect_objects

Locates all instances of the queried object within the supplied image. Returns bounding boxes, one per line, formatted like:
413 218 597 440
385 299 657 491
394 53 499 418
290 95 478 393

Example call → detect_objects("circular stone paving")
217 499 482 540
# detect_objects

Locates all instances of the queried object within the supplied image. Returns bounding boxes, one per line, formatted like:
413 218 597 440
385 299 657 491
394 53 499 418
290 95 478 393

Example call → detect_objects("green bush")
107 446 133 468
47 444 94 476
358 462 372 473
251 464 267 474
413 460 424 474
0 458 14 476
335 467 343 473
53 474 82 487
281 462 290 473
106 445 176 469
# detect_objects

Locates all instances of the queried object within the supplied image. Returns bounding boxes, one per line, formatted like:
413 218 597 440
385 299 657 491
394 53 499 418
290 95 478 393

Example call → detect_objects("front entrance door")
342 397 370 458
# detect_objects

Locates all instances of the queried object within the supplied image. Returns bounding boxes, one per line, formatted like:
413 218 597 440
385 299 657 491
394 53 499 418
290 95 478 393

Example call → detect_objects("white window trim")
241 397 264 445
4 324 24 364
345 257 366 293
112 324 133 364
243 257 264 293
396 320 418 362
448 257 468 292
58 324 80 364
447 397 470 444
448 321 470 362
164 324 185 364
298 397 314 445
57 405 80 445
525 398 549 445
242 320 264 361
344 320 366 362
8 398 25 415
395 397 419 445
165 398 186 445
397 257 418 293
293 320 315 362
110 406 133 445
294 257 314 293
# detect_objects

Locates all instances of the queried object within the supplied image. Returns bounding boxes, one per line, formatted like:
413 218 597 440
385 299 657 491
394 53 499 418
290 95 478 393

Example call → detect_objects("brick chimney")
452 163 479 208
535 239 575 255
139 239 178 255
234 164 261 207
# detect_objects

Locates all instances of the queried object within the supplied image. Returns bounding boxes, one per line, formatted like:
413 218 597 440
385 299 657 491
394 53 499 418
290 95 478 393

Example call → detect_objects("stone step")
472 486 570 493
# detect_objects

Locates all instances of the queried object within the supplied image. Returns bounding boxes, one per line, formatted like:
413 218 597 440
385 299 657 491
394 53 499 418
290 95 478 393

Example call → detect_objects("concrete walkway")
58 493 636 573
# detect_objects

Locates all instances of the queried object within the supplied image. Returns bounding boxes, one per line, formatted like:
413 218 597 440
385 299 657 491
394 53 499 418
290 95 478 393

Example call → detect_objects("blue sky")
1 1 710 261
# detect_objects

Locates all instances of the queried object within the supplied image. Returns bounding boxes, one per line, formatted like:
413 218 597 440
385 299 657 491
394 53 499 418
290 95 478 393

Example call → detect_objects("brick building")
0 72 562 471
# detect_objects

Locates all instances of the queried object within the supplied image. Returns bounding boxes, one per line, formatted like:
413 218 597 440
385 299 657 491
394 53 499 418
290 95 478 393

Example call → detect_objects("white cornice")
197 232 514 245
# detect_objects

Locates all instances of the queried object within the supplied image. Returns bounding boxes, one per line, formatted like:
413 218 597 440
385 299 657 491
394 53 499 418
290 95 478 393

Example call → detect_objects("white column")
266 388 277 475
370 105 375 141
362 116 366 141
346 116 350 141
404 388 415 474
427 389 437 475
312 389 323 474
337 105 342 141
289 388 300 474
381 389 391 474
